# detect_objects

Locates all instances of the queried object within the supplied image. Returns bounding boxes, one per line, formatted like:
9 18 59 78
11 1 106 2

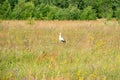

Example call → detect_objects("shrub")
34 4 53 20
33 4 44 20
115 7 120 20
0 0 11 19
106 9 113 20
98 7 113 20
80 6 96 20
11 0 34 19
54 9 68 20
20 2 35 19
67 6 81 20
47 6 59 20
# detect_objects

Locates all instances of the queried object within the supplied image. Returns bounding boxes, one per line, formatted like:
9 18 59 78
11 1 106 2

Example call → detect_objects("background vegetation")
0 0 120 20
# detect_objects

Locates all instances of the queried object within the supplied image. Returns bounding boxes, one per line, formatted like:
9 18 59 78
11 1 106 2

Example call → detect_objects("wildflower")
77 70 81 77
89 35 94 41
63 60 67 64
74 63 77 67
48 64 52 69
95 40 105 49
8 73 13 79
79 77 83 80
90 73 97 79
103 65 108 70
50 57 54 62
77 70 83 80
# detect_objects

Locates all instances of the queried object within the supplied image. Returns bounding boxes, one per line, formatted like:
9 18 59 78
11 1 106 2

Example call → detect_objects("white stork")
59 32 66 43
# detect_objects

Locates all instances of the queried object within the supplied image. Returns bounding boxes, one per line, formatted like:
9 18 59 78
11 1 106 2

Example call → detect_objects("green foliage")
47 6 59 20
11 0 26 19
53 0 69 8
20 2 34 19
54 9 68 20
67 6 81 20
34 4 57 20
80 6 96 20
0 0 11 19
0 0 120 20
38 4 50 19
106 9 113 20
77 0 85 10
0 0 5 4
8 0 18 9
12 0 34 19
96 0 113 19
0 4 2 19
115 7 120 20
33 4 43 19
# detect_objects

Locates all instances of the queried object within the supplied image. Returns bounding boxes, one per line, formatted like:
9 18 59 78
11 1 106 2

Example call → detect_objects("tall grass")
0 20 120 80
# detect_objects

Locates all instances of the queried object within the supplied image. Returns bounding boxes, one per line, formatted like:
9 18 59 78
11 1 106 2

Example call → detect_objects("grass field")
0 20 120 80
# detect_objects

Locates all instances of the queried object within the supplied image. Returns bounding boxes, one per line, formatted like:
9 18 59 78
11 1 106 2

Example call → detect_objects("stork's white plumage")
59 32 66 43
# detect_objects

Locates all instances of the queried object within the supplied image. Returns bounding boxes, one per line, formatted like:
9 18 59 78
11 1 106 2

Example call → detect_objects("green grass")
0 20 120 80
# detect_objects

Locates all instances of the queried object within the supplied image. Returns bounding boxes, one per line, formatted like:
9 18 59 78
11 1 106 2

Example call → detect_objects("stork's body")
59 32 66 43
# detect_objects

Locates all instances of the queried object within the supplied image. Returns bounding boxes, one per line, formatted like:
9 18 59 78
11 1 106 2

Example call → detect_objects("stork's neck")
59 33 62 38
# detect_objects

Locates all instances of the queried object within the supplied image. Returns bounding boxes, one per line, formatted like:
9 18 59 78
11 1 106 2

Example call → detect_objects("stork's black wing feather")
61 40 66 43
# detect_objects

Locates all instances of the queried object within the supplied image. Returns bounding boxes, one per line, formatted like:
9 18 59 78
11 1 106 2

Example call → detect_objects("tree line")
0 0 120 20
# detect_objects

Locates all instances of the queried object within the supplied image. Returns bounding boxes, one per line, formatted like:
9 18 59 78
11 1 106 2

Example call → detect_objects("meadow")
0 20 120 80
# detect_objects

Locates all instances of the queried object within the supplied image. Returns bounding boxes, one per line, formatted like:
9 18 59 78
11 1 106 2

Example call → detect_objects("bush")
115 7 120 20
54 9 68 20
80 6 96 20
0 0 11 19
33 4 44 20
11 0 34 19
20 2 35 19
67 6 81 20
47 6 59 20
34 4 54 20
38 4 51 20
98 7 113 20
106 9 113 20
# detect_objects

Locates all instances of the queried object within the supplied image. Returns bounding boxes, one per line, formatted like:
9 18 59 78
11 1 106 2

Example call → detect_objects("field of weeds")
0 20 120 80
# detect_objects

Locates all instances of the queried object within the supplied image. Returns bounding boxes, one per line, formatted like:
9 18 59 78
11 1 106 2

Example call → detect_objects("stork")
59 32 66 43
